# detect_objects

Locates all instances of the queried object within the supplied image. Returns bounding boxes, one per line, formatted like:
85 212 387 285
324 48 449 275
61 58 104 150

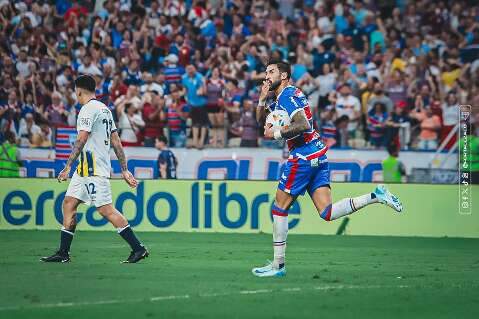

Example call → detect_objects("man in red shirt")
142 93 165 147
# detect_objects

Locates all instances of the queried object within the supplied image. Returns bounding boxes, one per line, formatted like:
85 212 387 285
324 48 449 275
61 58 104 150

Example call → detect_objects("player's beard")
269 79 281 91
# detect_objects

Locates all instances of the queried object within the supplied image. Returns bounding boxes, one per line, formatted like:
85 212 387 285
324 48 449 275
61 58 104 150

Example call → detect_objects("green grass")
1 230 478 319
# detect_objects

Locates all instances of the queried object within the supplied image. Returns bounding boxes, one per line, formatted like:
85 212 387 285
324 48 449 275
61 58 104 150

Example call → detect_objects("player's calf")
97 204 148 262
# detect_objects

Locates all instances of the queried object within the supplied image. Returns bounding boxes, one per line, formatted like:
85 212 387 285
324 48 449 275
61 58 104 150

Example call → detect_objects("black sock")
59 228 75 254
371 192 377 199
118 225 143 252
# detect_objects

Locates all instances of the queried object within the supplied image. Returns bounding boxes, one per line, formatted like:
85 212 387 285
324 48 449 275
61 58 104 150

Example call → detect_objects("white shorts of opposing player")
66 173 113 207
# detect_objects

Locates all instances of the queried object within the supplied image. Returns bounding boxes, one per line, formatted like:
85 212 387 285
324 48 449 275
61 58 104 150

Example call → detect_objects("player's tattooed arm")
280 110 311 139
110 131 128 172
65 131 89 168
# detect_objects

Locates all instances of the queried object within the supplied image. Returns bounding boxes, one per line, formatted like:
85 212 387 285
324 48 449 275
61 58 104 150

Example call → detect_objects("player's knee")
62 197 77 213
318 204 332 221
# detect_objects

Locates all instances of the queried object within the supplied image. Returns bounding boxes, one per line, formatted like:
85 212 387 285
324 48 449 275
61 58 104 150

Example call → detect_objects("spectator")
17 113 41 147
319 105 337 148
34 123 53 147
386 101 412 150
367 82 394 114
77 54 102 77
116 101 145 147
155 136 178 179
335 83 361 141
15 50 33 79
142 92 165 147
367 102 388 148
165 88 189 148
237 99 259 147
0 90 22 139
140 72 165 96
204 67 225 147
411 96 442 150
45 92 67 128
182 65 208 149
334 115 350 148
440 91 459 149
163 54 185 89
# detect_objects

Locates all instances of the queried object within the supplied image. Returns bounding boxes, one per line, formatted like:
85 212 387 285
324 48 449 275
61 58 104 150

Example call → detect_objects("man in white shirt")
77 55 103 77
335 83 361 136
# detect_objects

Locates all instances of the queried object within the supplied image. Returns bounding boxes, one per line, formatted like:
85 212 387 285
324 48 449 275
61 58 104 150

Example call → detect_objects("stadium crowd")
0 0 478 151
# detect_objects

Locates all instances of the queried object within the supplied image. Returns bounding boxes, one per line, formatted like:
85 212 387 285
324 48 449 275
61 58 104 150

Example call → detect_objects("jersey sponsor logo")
79 117 92 127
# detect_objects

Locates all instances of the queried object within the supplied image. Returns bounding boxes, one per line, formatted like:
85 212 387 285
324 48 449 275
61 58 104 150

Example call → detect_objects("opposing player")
41 75 149 263
252 61 402 277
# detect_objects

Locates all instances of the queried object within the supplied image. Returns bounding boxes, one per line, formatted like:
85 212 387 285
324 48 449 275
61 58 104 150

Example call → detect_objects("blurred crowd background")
1 0 478 151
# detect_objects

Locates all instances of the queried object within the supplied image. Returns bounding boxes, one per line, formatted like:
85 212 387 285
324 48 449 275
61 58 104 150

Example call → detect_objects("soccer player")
252 61 403 277
41 75 149 263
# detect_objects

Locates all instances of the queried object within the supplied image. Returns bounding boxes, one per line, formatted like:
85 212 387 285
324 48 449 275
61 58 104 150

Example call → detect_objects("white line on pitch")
0 284 411 312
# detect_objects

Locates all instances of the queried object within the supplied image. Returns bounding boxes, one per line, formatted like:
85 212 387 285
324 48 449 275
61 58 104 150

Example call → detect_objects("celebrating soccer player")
252 61 403 277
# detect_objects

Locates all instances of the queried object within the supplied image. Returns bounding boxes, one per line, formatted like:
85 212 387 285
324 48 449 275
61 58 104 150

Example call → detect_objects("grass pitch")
0 230 478 319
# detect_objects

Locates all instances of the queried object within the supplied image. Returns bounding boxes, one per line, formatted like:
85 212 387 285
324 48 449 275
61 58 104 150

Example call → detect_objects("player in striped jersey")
252 61 403 277
41 75 148 263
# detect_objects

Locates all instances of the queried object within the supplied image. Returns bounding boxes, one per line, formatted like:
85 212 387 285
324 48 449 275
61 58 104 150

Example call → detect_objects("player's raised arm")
110 130 138 188
57 130 89 182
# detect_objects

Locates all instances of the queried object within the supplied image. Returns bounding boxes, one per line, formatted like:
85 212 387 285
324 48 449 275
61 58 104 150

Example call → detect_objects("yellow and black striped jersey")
76 99 117 177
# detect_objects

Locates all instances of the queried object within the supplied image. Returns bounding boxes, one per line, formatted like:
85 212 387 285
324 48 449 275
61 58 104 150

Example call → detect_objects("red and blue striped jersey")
268 86 328 159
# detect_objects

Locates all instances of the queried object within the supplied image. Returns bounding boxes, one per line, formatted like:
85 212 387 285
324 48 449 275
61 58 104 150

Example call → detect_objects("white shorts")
65 173 112 207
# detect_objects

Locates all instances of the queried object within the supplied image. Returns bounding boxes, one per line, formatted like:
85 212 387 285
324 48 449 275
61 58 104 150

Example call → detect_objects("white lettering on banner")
18 148 457 182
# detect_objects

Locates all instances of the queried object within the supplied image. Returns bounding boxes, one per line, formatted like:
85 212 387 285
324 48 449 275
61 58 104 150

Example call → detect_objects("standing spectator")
45 92 67 128
385 69 408 107
15 50 33 79
319 105 338 148
140 72 165 96
155 136 178 179
165 88 189 148
142 93 165 147
17 113 41 147
385 101 412 150
182 65 208 149
367 82 394 113
440 91 459 149
367 102 388 148
204 67 225 147
334 115 350 148
162 54 185 89
117 101 145 147
0 91 22 139
411 97 442 150
77 54 102 76
335 83 361 142
237 99 259 147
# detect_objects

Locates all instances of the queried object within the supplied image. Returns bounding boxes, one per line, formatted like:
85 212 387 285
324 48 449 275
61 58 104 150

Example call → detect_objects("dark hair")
157 135 168 144
387 143 399 155
267 59 291 79
74 75 96 92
